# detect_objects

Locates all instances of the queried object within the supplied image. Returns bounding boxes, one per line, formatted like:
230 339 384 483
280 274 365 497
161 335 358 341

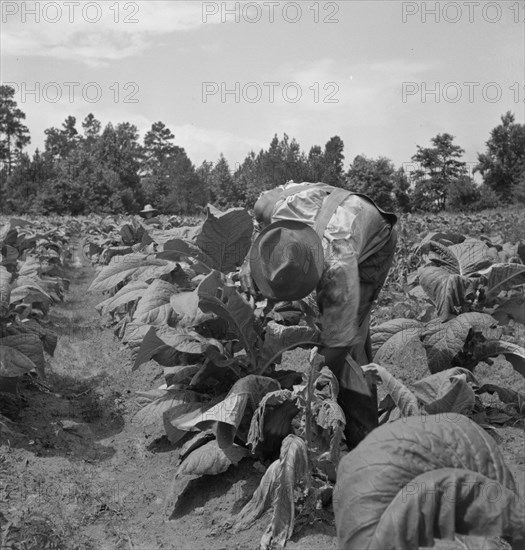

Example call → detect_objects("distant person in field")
139 204 162 228
240 181 398 448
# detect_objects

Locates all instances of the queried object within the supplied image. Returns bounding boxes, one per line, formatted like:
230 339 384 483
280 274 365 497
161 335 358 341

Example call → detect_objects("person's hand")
239 258 256 296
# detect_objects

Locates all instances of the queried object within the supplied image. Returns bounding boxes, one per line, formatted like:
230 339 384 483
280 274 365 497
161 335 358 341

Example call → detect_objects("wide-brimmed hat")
250 220 324 301
140 204 157 214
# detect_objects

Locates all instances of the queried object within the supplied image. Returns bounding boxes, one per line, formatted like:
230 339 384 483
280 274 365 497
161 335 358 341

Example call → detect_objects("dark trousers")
338 227 397 449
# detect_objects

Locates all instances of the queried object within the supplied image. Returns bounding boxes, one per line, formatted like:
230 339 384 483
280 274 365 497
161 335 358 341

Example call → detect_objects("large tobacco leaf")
198 270 262 367
195 206 253 273
334 414 522 550
0 344 37 377
88 253 174 292
0 333 45 378
133 279 178 326
165 439 249 518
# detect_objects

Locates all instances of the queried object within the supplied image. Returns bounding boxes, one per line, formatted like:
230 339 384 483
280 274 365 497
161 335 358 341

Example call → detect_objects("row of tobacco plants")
85 207 525 549
0 217 73 432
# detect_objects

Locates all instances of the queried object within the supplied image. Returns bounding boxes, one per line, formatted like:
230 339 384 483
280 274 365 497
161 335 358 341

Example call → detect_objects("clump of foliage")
0 217 71 430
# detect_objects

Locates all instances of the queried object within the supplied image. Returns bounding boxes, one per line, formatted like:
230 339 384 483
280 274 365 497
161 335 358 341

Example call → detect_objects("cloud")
1 1 212 66
170 124 263 167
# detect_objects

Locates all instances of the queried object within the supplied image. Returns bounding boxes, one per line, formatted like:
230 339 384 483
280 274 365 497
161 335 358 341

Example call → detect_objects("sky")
2 0 523 177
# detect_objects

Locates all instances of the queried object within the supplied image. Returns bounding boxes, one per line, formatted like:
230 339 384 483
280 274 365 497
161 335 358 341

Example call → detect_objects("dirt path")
1 240 336 550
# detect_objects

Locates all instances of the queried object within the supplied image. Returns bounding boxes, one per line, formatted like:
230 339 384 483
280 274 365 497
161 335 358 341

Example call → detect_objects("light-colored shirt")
254 182 394 348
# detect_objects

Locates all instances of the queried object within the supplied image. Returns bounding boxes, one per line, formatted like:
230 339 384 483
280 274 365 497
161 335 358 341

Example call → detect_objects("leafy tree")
410 133 466 211
0 85 31 175
306 145 325 182
475 111 525 201
207 154 244 207
2 149 55 213
392 167 411 212
44 116 80 160
322 136 345 187
81 113 101 144
346 155 396 210
446 175 481 211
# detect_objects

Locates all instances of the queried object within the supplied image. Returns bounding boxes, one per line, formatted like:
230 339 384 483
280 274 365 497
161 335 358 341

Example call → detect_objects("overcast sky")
2 0 523 175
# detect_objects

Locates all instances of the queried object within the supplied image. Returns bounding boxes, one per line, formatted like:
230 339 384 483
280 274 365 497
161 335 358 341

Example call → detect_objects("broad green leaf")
157 238 214 270
371 318 423 356
196 207 253 273
9 319 58 356
88 253 171 292
163 402 206 444
419 265 467 320
421 313 500 373
133 279 178 325
491 296 525 325
170 290 215 328
482 263 525 298
165 439 249 518
472 340 525 378
419 372 476 416
0 345 37 377
422 238 493 276
164 365 200 386
95 281 148 315
198 270 262 367
413 367 478 407
371 468 523 550
0 334 45 378
334 415 518 550
258 321 320 373
133 326 210 370
133 388 203 440
177 439 249 476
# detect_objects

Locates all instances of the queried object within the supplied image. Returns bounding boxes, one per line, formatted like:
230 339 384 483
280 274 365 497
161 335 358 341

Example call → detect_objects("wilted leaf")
232 460 281 532
171 375 280 448
363 364 419 417
248 390 298 458
259 435 310 550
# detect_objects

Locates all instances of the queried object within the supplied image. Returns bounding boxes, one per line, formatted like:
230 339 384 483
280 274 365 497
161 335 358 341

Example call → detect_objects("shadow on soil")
1 371 125 462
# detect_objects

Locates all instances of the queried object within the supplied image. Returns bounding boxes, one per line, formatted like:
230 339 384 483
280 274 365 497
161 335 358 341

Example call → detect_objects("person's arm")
316 244 361 372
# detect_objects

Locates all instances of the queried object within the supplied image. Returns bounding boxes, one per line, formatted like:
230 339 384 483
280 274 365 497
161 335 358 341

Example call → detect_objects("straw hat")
140 204 158 214
250 220 324 301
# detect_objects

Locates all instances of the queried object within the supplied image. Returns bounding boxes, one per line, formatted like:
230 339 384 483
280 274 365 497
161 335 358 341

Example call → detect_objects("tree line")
1 85 523 216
